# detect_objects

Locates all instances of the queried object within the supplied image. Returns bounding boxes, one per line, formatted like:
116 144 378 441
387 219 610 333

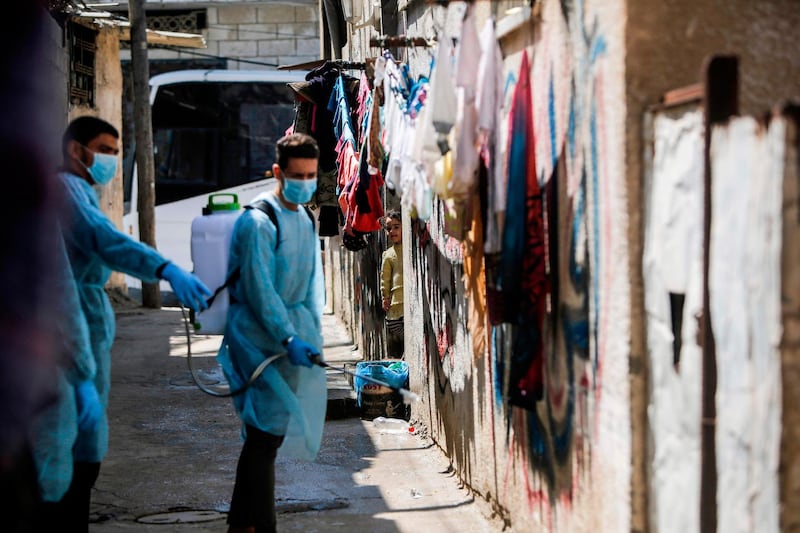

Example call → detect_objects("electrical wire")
147 45 280 67
207 24 320 41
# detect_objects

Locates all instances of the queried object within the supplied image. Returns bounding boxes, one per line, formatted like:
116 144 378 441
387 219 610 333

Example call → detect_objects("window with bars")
69 23 97 107
114 9 206 50
146 10 207 34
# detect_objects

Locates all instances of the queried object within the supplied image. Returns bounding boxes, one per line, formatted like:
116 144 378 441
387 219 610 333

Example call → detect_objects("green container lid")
206 193 240 212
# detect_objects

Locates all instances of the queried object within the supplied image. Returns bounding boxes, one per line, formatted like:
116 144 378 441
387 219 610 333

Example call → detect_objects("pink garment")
335 137 360 191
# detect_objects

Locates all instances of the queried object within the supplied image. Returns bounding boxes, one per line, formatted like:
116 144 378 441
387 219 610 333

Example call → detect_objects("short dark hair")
62 116 119 159
276 133 319 169
382 209 401 228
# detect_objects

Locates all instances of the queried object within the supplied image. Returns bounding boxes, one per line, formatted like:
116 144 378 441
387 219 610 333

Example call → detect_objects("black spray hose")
180 306 419 403
180 305 285 397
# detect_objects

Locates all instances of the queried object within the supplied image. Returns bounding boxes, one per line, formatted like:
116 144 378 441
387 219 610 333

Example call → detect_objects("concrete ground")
89 305 504 532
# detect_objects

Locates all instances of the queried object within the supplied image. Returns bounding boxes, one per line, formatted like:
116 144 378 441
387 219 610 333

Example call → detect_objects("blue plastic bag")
354 360 409 406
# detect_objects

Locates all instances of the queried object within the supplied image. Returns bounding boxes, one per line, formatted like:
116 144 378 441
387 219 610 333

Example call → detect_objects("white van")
122 69 308 292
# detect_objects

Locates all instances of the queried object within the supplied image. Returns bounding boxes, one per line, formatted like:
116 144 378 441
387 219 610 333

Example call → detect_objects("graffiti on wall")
493 0 607 502
410 200 467 394
402 0 615 513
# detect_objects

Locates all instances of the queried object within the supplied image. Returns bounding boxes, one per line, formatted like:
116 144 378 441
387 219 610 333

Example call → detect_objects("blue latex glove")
285 337 319 368
76 380 102 432
161 263 212 312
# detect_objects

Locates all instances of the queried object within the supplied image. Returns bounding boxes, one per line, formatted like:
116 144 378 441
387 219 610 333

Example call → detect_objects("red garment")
338 147 384 234
500 51 545 409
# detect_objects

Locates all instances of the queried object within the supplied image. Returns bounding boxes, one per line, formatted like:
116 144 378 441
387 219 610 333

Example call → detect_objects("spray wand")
181 304 419 403
312 356 419 405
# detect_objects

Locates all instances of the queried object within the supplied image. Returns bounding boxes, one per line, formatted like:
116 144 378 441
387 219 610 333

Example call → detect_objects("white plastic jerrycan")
190 193 241 334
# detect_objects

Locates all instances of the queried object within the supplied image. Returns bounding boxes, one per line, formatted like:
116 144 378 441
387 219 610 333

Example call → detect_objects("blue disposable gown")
58 172 168 463
30 229 96 501
217 191 326 460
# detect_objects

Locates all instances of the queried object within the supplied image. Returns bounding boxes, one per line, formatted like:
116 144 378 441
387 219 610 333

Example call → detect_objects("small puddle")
278 498 350 514
137 509 226 524
168 369 226 389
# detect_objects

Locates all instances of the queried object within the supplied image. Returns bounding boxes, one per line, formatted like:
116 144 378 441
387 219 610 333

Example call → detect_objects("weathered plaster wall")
627 3 800 531
708 116 785 532
779 112 800 532
70 29 127 290
332 0 800 530
338 0 631 530
643 106 704 533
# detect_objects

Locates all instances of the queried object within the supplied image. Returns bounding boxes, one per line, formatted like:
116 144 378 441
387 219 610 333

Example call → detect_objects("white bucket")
190 194 241 334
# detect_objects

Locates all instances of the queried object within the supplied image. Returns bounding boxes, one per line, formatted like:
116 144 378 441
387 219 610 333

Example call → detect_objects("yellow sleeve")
380 250 391 299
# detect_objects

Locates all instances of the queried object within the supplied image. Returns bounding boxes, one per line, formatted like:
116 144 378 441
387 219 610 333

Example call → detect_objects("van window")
144 81 295 206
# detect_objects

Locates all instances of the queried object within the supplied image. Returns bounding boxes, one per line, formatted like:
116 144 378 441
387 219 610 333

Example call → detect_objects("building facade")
322 0 800 531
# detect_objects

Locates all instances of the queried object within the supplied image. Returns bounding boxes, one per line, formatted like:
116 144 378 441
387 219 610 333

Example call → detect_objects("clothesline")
370 35 433 49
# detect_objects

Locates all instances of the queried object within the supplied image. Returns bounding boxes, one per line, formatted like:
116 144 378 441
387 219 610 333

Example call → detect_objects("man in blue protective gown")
217 133 327 533
29 231 99 532
50 116 211 531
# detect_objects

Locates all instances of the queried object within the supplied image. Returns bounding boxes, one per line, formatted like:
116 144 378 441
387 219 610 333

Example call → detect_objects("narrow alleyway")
89 306 504 532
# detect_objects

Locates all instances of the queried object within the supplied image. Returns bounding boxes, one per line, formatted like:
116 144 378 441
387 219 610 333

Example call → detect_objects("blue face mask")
81 149 118 185
282 178 317 204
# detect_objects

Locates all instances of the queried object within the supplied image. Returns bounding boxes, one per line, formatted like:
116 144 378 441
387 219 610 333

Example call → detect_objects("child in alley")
380 210 404 359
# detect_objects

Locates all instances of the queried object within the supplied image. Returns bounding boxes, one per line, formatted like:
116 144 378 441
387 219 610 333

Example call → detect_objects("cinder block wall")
118 1 320 68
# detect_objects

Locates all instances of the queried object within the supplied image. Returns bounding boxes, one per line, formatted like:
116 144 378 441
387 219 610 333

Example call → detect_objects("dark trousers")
34 461 100 533
227 425 284 533
386 317 404 359
0 444 39 533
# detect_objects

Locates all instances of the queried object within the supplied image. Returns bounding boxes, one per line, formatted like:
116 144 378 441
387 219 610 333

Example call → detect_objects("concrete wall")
327 0 800 530
779 111 800 532
335 0 631 530
627 2 800 531
42 14 70 163
68 28 128 290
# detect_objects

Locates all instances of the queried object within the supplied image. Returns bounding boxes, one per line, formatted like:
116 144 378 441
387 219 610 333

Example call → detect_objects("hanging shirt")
499 51 546 409
476 17 506 254
449 4 481 199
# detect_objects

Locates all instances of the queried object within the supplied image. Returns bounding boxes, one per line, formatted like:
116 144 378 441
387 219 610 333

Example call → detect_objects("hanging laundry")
476 17 506 255
288 62 359 238
366 78 385 174
449 3 481 199
499 51 546 410
427 30 457 155
329 75 357 147
381 54 412 192
332 66 386 244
